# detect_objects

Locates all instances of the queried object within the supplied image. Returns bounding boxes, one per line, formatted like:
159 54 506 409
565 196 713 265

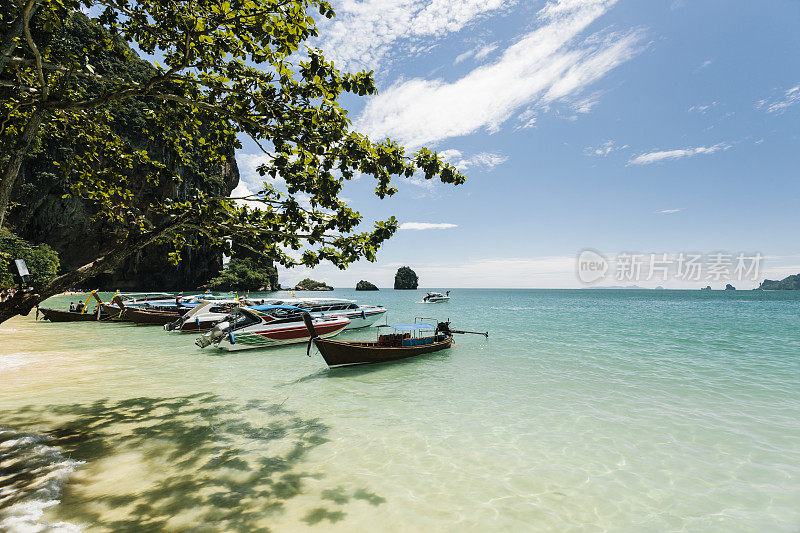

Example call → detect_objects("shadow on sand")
1 393 383 530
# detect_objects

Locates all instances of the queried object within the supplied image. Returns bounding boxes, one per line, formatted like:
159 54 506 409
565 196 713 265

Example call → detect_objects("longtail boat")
38 291 109 322
302 313 488 368
125 307 184 325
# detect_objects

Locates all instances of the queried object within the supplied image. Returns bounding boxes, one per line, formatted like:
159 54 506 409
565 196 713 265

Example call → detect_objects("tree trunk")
0 214 191 324
0 106 46 229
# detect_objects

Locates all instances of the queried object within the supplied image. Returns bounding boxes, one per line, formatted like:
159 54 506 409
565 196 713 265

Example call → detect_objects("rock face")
725 284 736 291
394 266 418 290
6 14 256 291
294 278 333 291
758 274 800 290
356 280 379 291
700 285 712 291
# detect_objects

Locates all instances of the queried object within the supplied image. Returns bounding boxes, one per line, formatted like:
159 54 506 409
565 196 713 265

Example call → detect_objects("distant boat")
422 291 450 303
195 305 349 351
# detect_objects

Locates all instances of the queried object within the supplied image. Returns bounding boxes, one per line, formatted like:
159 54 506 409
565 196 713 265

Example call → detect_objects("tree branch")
21 0 47 100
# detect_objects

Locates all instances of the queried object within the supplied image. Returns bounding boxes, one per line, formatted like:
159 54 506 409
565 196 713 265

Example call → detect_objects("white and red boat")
256 297 386 329
165 300 243 332
195 305 349 351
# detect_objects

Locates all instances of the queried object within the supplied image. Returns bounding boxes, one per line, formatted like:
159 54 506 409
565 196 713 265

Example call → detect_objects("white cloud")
356 0 642 147
316 0 516 72
756 84 800 114
399 222 458 230
438 149 508 170
628 142 731 165
454 42 499 65
694 59 712 72
474 42 499 61
688 101 717 114
585 139 628 156
656 208 683 214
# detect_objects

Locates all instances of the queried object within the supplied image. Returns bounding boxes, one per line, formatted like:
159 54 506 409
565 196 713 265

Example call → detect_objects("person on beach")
70 302 76 312
76 302 84 313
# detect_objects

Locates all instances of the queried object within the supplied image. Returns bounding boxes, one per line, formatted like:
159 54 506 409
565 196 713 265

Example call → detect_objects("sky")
231 0 800 289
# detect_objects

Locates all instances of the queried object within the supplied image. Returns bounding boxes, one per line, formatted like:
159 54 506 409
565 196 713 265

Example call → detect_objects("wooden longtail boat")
302 313 487 368
125 307 183 325
38 307 106 322
38 291 109 322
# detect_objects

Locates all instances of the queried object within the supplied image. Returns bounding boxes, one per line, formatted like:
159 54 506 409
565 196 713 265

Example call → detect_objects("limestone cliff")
6 14 250 290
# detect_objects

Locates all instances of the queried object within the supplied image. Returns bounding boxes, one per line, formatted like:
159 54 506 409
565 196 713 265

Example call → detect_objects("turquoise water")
1 289 799 531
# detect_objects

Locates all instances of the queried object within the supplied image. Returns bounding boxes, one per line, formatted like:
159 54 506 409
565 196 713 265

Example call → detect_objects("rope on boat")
277 344 317 407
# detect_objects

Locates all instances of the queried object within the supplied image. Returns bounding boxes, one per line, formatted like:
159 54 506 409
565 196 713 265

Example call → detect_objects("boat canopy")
385 323 436 330
248 304 305 311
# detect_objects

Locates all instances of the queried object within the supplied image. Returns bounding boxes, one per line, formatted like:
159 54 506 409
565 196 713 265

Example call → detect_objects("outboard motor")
195 319 231 348
436 321 452 336
164 317 182 331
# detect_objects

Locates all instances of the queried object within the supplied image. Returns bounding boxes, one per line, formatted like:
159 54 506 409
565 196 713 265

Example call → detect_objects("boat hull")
101 304 128 321
325 308 386 329
314 335 453 367
39 308 104 322
125 308 182 325
214 321 348 351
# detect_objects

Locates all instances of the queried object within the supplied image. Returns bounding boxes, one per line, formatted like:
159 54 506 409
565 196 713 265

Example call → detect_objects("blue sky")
232 0 800 289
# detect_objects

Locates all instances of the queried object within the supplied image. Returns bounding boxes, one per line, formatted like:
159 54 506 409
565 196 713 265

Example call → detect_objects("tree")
0 0 465 322
206 257 277 292
0 228 59 287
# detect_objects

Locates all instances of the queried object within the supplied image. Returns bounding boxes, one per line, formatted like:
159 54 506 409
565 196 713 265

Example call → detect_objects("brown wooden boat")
299 313 487 367
125 307 182 325
38 307 106 322
38 291 108 322
311 334 454 367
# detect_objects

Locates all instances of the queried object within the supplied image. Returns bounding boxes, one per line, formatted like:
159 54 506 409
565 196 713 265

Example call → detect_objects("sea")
1 289 799 532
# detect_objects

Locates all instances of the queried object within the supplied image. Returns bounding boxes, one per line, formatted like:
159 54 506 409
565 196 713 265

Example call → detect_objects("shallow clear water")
1 289 799 531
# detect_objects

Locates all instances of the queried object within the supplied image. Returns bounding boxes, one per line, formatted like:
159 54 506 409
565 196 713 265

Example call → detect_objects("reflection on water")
1 394 382 531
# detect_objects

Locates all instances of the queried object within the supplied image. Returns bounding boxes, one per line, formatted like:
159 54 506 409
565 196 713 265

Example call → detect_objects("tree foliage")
0 0 465 322
0 228 59 287
206 257 277 292
394 266 418 290
758 274 800 290
294 277 331 290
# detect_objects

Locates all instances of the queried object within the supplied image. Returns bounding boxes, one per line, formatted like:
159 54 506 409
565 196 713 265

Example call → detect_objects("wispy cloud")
656 208 683 214
356 0 643 147
628 143 730 165
585 139 628 156
756 84 800 114
454 42 500 65
688 101 717 114
694 59 712 73
316 1 517 72
438 149 508 170
399 222 458 230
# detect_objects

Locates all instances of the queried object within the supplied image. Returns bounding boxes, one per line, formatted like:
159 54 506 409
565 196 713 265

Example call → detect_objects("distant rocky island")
294 278 333 291
394 267 418 290
356 280 378 291
725 284 736 291
758 274 800 290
